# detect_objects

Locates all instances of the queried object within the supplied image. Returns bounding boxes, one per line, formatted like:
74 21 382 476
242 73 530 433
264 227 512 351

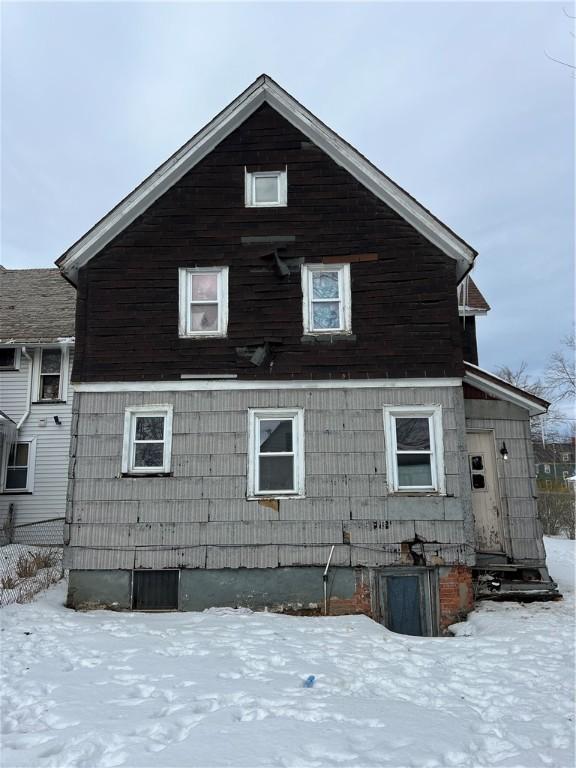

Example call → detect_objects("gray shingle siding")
65 385 476 570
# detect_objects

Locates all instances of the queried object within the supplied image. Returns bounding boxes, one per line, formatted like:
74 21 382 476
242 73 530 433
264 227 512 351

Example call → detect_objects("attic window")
245 169 287 207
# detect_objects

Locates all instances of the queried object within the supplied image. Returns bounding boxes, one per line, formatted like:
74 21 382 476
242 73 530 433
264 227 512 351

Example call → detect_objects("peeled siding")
67 385 474 568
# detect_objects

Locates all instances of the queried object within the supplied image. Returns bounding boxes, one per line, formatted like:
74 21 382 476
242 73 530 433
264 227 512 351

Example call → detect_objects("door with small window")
466 431 504 553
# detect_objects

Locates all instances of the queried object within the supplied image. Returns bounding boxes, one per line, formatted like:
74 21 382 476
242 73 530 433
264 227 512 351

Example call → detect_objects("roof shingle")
0 267 76 343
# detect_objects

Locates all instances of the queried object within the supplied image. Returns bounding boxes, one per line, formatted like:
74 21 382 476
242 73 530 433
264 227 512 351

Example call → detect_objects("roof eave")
57 75 476 285
464 363 550 417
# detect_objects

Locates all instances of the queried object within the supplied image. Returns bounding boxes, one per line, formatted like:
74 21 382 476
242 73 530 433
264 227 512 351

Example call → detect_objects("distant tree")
495 361 546 397
545 334 576 404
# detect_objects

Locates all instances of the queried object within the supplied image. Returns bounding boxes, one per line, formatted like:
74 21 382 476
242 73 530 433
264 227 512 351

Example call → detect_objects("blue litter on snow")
303 675 316 688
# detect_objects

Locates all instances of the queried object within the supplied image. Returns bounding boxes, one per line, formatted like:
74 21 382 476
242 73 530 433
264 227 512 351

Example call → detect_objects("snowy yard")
1 540 574 768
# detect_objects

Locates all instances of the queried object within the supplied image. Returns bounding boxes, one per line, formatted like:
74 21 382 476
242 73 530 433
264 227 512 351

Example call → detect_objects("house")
0 267 76 544
534 439 576 489
57 75 557 634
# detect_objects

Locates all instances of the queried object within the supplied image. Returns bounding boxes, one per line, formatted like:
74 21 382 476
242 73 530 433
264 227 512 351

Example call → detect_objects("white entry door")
466 431 504 553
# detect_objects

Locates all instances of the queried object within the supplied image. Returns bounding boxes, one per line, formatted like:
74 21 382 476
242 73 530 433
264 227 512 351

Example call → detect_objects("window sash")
122 407 173 475
38 348 63 400
245 169 287 207
248 410 304 497
383 408 444 493
0 348 19 370
178 267 228 338
302 264 351 335
4 440 34 492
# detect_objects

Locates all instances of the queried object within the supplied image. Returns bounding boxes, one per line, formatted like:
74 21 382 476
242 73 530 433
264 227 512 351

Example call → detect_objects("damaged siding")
464 399 545 563
65 385 475 570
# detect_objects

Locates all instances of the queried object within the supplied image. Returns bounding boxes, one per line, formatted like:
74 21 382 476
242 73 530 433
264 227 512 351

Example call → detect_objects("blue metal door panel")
386 575 423 636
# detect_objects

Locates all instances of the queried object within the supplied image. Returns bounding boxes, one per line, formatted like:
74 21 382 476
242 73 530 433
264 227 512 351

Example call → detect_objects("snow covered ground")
1 539 574 768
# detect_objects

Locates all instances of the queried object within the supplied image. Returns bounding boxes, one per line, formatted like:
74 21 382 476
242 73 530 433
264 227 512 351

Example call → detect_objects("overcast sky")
2 1 574 379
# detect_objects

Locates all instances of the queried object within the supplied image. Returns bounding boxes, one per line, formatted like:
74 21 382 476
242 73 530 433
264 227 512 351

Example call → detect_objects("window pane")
190 305 219 332
259 455 294 491
312 272 339 299
259 420 293 453
135 416 164 441
0 349 16 368
312 302 340 329
191 273 218 301
41 349 62 374
40 375 60 400
472 474 486 490
11 443 29 467
5 468 28 489
134 443 164 468
397 454 432 487
254 176 279 203
471 455 484 471
395 418 430 451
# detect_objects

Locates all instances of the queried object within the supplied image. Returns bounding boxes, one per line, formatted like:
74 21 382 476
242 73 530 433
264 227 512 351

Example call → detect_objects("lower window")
122 406 173 475
248 409 305 497
383 406 444 493
3 440 35 493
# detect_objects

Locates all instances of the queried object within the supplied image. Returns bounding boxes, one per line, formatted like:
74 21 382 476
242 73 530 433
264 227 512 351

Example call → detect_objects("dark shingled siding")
73 104 463 382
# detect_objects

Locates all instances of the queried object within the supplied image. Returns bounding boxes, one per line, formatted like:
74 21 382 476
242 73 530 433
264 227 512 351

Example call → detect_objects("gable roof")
0 268 76 344
458 276 490 316
56 74 477 285
463 362 549 416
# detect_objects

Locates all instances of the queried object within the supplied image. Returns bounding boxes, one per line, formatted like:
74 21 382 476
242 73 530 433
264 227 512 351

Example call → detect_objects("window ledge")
389 491 446 497
178 334 227 340
121 472 173 478
32 400 66 405
301 334 356 344
247 494 305 501
1 491 33 495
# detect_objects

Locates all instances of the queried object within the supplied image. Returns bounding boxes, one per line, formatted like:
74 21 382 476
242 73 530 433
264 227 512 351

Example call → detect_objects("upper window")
562 453 570 462
4 440 35 493
178 267 229 338
245 169 287 207
36 348 64 401
383 407 445 493
0 348 20 371
302 264 352 334
248 409 304 497
122 406 173 475
544 464 551 474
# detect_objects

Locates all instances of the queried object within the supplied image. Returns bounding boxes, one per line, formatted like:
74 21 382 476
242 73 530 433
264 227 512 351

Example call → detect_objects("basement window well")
132 570 179 610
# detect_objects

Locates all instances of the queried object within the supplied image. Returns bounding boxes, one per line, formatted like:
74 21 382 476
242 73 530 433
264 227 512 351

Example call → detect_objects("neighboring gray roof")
0 268 75 344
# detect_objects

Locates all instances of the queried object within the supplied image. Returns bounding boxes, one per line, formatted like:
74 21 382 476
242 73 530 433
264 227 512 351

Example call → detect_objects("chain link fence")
0 513 65 607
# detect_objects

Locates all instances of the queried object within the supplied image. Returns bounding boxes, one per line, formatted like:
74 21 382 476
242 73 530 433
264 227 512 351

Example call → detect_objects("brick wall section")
438 565 474 632
329 574 372 616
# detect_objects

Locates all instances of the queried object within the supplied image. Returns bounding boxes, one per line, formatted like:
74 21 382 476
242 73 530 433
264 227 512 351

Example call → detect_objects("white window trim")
301 263 352 335
3 438 36 493
32 347 69 402
122 405 173 475
383 406 445 494
245 168 287 207
0 347 21 371
247 408 305 499
178 267 229 338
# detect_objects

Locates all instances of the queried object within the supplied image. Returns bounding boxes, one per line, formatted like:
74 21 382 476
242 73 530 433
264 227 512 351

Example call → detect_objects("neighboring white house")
0 267 75 544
